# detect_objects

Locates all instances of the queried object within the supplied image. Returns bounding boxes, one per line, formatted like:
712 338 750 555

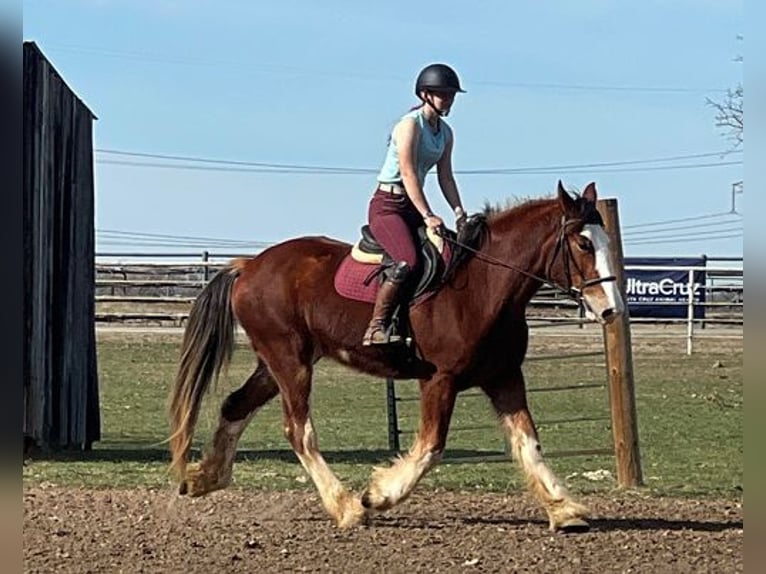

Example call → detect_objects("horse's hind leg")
268 352 365 529
483 371 589 532
181 360 278 496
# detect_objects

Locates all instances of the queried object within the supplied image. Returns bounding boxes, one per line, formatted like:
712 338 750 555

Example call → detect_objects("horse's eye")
576 237 594 253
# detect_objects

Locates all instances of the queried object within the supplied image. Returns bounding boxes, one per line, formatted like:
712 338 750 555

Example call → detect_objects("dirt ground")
24 486 742 573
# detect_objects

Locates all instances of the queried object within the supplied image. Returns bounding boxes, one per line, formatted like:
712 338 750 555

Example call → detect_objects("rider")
362 63 468 346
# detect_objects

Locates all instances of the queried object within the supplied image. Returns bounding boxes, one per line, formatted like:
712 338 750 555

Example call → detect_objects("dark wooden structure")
23 42 100 450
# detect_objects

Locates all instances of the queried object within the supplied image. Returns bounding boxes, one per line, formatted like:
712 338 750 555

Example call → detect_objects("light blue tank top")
377 109 450 186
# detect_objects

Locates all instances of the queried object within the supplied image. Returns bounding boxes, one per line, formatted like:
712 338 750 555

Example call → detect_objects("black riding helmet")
414 63 466 97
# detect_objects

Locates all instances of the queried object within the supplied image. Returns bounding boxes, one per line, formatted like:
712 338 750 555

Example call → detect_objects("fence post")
386 378 401 453
700 254 708 330
202 251 210 282
597 198 643 488
686 269 695 356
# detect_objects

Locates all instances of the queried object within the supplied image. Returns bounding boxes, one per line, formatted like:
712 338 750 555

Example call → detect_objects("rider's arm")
395 119 435 219
436 126 464 218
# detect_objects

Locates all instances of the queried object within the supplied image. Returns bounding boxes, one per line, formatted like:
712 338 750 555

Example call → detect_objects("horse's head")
550 180 625 325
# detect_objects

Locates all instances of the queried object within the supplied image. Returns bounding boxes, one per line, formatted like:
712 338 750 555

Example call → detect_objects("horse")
167 180 625 532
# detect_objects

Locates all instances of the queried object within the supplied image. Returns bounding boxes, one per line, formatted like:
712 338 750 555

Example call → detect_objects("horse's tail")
167 264 240 482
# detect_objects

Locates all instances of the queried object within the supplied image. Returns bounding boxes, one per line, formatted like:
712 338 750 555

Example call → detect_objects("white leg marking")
294 419 343 497
515 432 566 499
502 416 589 530
292 419 363 527
376 444 440 505
503 417 568 500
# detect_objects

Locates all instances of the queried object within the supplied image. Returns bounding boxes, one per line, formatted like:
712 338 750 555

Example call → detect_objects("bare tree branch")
707 84 743 150
707 38 743 152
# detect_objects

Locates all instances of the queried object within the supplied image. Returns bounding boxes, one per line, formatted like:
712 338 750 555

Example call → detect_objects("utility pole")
730 180 743 213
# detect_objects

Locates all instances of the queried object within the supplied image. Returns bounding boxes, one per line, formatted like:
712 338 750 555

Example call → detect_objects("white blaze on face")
580 224 624 316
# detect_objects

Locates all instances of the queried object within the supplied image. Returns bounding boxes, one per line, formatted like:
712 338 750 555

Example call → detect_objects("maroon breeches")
367 189 422 269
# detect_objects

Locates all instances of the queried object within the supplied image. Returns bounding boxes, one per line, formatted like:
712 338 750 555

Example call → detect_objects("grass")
23 330 743 500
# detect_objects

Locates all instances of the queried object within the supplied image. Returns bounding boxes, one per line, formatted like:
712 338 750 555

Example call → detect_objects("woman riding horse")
168 176 624 533
363 63 468 346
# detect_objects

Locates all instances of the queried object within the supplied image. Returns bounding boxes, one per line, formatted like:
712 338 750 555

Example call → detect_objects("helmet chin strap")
424 94 449 117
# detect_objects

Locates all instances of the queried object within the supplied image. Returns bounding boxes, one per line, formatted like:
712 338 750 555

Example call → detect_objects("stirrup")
362 323 402 346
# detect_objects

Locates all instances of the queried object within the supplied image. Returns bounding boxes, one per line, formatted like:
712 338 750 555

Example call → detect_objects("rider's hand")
424 213 444 231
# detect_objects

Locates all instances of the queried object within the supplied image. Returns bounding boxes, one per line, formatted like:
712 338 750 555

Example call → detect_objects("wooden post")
597 198 643 487
202 250 210 282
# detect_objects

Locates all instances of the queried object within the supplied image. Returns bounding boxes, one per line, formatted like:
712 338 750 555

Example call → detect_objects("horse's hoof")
179 463 231 497
335 496 368 529
556 518 590 533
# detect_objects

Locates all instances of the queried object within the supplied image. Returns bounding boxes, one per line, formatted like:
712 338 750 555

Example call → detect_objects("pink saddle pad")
333 255 381 303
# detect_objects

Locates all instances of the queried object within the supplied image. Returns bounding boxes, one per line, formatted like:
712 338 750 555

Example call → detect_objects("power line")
97 158 742 176
622 218 743 238
96 149 372 173
456 150 743 175
624 230 742 245
510 160 741 175
95 239 268 250
623 211 739 230
97 228 273 247
624 233 742 247
47 44 729 94
95 149 743 177
97 220 743 250
96 159 371 175
476 80 727 94
628 224 743 241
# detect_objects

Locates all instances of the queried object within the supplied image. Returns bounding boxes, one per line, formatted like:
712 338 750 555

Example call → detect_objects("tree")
707 83 743 150
707 37 743 151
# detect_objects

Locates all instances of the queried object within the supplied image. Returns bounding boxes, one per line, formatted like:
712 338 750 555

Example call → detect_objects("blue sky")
23 1 743 259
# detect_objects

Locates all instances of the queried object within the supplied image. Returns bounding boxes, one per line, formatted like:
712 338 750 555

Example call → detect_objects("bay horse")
168 181 624 532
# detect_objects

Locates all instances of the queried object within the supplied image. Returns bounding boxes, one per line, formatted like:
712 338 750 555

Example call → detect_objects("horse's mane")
486 191 601 230
484 196 557 229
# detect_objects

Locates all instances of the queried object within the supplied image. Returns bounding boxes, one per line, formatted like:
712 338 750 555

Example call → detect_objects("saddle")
333 214 487 345
351 224 449 300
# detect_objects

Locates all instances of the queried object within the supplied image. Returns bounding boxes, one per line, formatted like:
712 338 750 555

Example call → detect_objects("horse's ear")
557 180 576 213
582 182 598 203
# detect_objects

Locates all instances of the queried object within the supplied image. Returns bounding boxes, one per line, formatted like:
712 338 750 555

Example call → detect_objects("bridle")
545 216 617 297
439 215 616 304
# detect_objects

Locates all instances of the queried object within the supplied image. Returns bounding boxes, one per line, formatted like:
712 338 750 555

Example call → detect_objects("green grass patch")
23 333 743 500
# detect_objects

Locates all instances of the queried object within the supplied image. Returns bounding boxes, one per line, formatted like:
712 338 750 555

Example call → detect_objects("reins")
438 216 616 303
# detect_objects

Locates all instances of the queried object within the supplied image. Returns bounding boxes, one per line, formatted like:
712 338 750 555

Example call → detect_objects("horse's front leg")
362 375 456 513
483 371 590 532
